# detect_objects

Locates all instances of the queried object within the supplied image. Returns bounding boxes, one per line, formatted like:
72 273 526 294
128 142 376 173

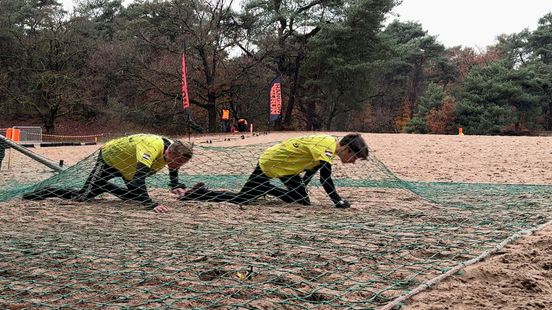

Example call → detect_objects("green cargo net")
0 140 551 309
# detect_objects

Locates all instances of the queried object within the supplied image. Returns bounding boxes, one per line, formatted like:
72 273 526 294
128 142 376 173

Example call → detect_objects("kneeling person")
23 134 193 213
181 133 368 208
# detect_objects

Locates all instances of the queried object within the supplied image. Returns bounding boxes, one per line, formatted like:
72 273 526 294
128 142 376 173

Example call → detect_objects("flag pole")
267 85 272 134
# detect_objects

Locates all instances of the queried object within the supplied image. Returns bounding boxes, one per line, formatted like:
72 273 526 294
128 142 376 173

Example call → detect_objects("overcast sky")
62 0 552 49
390 0 552 49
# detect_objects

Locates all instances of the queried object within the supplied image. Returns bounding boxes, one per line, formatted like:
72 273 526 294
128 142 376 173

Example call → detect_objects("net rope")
1 134 551 309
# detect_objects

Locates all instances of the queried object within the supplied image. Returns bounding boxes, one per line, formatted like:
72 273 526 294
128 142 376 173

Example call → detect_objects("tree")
527 13 552 129
300 0 395 130
495 30 532 68
528 13 552 64
425 96 456 134
456 60 541 135
0 0 93 133
405 82 444 133
237 0 397 129
75 0 123 40
445 46 501 82
116 0 252 132
366 21 449 132
486 14 552 131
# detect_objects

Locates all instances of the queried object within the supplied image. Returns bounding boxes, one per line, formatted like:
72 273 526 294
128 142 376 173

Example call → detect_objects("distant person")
180 133 368 208
237 119 248 132
23 134 193 213
221 109 231 132
0 135 9 170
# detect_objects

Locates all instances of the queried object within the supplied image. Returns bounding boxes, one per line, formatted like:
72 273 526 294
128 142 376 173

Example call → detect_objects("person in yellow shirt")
23 134 193 213
180 133 368 208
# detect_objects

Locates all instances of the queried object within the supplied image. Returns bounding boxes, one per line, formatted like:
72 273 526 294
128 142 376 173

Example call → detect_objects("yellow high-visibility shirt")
101 134 171 181
259 135 337 178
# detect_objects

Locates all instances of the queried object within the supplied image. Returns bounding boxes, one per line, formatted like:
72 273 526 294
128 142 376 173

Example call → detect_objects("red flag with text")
182 53 190 110
269 76 282 122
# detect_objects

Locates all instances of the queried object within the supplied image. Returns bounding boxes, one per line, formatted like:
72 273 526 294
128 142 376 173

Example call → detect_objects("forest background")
1 0 551 136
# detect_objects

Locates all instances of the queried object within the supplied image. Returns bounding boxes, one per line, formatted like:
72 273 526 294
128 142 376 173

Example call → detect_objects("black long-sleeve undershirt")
319 162 341 203
303 161 341 204
169 169 186 190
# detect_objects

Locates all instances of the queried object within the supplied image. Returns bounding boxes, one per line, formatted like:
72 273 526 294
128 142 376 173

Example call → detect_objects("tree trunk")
325 117 334 131
206 91 218 133
207 104 217 133
303 101 319 130
280 57 302 130
325 108 336 131
547 102 552 130
408 60 423 119
44 114 56 134
43 103 59 134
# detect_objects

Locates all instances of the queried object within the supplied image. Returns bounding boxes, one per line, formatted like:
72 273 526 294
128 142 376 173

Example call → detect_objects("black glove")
334 199 351 209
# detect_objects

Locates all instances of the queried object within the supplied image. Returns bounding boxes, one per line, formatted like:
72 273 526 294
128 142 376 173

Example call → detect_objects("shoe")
334 200 351 209
190 182 207 192
179 182 208 201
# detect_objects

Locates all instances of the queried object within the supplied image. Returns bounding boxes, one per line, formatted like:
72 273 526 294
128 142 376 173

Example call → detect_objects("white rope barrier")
379 219 552 310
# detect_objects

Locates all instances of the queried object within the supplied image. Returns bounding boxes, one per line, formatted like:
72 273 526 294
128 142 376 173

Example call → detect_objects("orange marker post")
6 128 20 169
12 129 21 142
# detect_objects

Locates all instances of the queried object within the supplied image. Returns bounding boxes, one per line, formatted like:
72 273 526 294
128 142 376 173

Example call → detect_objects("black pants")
182 165 310 205
0 148 5 170
24 153 149 203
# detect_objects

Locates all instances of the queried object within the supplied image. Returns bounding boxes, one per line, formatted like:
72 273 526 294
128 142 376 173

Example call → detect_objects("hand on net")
171 187 187 196
153 204 171 213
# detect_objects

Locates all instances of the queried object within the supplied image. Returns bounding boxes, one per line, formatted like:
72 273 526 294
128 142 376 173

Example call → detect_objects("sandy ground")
1 132 552 309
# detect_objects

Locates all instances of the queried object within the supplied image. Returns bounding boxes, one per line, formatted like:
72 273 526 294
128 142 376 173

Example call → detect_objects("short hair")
169 140 193 159
339 133 368 160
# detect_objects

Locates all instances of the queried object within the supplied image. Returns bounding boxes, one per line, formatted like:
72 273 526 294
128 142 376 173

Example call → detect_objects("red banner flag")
182 53 190 110
269 76 282 122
